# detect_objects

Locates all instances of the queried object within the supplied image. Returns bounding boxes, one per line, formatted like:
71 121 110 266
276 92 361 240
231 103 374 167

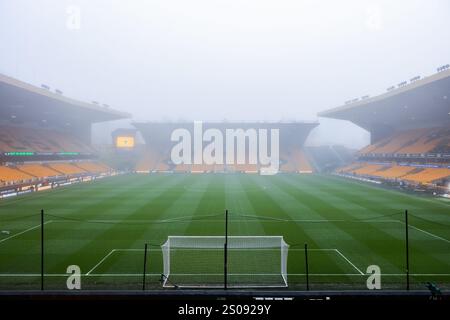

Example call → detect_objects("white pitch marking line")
408 225 450 244
0 220 53 244
334 249 364 275
86 249 116 275
77 247 352 278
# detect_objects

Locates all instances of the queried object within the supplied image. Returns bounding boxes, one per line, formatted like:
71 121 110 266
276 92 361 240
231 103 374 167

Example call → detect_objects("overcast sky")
1 0 449 147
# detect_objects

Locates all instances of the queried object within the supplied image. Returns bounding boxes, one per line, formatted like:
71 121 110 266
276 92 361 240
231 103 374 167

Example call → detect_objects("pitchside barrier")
1 209 449 292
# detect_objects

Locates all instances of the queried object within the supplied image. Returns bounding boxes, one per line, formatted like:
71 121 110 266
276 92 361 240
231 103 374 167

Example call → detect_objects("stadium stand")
320 67 450 192
1 161 113 187
337 162 364 173
358 127 450 156
280 153 297 172
174 164 191 173
0 126 94 153
337 161 450 185
296 149 313 173
75 162 111 173
133 122 318 175
402 167 450 184
279 149 314 173
233 164 259 173
370 165 416 179
0 73 129 196
17 164 61 178
335 127 450 185
191 164 212 173
135 150 157 173
154 160 170 172
305 146 355 172
0 166 34 184
350 164 385 175
47 163 87 175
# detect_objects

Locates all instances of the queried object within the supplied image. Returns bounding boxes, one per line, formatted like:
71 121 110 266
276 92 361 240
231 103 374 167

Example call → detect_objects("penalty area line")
334 249 364 275
86 249 117 275
0 220 53 245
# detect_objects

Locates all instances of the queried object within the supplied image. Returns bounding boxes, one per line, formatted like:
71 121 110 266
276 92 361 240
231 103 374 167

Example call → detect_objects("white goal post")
161 236 289 288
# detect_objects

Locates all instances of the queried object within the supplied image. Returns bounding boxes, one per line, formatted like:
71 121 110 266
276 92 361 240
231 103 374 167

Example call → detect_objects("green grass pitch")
0 173 449 290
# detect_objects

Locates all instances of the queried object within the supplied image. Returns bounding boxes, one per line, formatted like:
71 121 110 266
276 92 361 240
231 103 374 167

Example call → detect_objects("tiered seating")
280 151 296 172
135 150 157 172
0 128 32 152
233 164 259 173
397 128 445 154
402 168 450 183
213 164 225 172
152 161 169 171
280 149 314 173
136 147 174 172
75 162 110 173
370 129 427 154
295 149 313 173
359 127 450 156
337 162 450 185
191 164 215 173
338 127 450 186
371 165 416 179
351 164 385 175
94 162 112 171
337 163 364 173
174 164 191 172
47 163 87 175
0 166 34 183
17 164 61 178
0 126 93 153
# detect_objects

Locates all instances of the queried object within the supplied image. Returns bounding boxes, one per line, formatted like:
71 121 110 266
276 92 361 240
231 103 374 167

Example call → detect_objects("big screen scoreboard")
115 136 135 148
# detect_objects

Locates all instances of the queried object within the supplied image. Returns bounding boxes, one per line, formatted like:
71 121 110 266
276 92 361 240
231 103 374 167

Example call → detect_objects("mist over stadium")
0 0 449 310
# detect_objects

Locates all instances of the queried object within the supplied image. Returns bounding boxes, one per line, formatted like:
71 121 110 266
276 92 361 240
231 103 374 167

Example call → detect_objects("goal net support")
161 236 289 288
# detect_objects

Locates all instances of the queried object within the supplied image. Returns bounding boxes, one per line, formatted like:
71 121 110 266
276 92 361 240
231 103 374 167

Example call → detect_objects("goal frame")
161 235 289 288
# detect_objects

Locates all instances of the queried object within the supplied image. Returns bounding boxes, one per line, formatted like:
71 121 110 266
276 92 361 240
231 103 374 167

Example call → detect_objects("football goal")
161 236 289 288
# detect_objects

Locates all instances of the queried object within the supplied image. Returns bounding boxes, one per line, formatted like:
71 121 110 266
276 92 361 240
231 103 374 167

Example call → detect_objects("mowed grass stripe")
50 174 195 276
276 174 449 274
181 174 225 237
92 174 222 276
242 175 351 276
231 175 266 236
0 175 191 277
273 175 410 273
0 173 448 290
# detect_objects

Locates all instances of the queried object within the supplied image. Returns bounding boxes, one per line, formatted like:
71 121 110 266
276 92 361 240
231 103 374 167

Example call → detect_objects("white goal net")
161 236 289 288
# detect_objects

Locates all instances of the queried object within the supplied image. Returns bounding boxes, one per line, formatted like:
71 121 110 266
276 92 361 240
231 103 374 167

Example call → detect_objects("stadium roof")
0 73 130 124
318 68 450 131
134 121 318 147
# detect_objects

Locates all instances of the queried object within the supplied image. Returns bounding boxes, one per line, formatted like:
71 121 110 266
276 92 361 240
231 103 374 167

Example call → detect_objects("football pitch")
0 173 449 291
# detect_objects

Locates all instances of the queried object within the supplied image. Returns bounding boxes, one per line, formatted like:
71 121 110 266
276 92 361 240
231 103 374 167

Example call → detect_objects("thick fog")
1 0 449 148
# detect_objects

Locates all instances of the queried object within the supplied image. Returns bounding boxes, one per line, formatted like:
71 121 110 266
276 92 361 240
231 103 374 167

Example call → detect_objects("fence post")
224 209 228 290
305 243 309 291
405 210 410 291
142 243 148 291
41 209 44 291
